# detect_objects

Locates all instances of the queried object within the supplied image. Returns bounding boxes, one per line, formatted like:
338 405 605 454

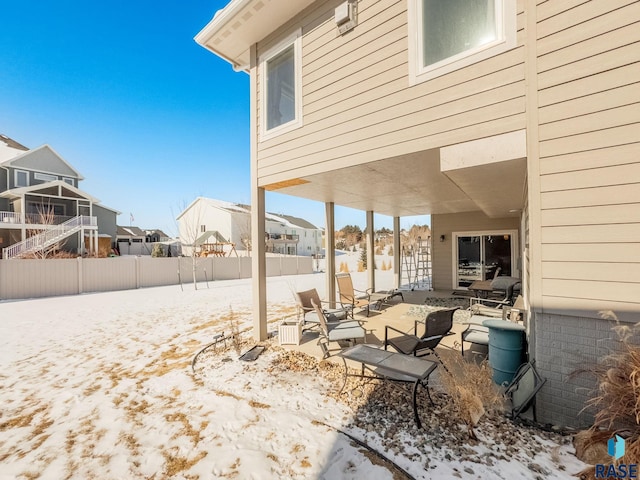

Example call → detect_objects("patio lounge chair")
311 299 366 359
335 272 391 317
384 307 460 363
294 288 348 331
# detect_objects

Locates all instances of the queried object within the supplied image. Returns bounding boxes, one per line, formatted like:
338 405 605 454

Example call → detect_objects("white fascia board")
194 0 253 71
0 179 100 203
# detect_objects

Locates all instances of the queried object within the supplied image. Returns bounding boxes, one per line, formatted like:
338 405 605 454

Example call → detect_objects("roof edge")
194 0 252 70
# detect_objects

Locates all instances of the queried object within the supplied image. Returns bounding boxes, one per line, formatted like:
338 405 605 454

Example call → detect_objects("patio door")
454 231 518 289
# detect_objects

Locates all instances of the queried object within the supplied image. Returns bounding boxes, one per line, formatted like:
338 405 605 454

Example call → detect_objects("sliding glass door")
454 231 517 288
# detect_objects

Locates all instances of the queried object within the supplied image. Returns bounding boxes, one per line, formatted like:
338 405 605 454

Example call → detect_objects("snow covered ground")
0 251 587 479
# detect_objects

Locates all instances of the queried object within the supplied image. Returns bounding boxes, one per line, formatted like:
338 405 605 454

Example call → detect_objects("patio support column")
366 210 375 292
393 216 401 289
249 42 267 341
325 202 336 306
20 193 26 241
251 187 267 341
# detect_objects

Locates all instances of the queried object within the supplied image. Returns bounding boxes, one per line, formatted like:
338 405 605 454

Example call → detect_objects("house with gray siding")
0 134 120 257
195 0 640 426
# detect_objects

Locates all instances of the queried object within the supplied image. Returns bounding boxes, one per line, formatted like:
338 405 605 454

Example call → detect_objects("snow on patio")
0 257 587 479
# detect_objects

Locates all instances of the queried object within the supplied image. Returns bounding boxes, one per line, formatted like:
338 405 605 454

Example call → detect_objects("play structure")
198 242 238 258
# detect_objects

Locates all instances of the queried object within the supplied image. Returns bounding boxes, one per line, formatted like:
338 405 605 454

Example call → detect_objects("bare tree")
174 199 207 290
237 215 252 254
401 224 431 251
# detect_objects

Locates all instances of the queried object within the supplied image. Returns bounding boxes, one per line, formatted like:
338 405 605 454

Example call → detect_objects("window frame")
34 172 57 183
62 177 75 186
259 29 303 141
408 0 517 85
14 169 29 187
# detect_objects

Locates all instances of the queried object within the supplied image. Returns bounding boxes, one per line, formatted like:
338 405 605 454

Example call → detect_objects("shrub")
439 353 504 440
359 244 367 268
151 243 165 258
574 313 640 476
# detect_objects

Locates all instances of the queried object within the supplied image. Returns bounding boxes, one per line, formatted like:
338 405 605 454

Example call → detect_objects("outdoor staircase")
2 215 97 259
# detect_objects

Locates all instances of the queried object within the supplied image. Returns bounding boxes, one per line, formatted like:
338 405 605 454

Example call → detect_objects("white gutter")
194 0 252 72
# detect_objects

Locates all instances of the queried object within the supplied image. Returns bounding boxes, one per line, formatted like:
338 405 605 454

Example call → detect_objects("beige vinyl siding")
255 0 527 185
536 1 640 313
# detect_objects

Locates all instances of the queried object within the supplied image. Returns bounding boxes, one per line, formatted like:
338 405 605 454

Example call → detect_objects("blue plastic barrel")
482 319 526 386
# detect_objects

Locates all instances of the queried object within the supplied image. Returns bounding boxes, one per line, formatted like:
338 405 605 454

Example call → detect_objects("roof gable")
276 214 318 230
117 226 146 237
0 180 99 202
3 145 83 179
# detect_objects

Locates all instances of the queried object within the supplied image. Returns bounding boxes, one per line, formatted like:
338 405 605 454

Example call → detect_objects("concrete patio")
278 289 488 367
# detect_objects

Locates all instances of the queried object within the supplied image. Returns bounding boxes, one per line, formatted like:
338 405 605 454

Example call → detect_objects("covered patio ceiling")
264 148 527 219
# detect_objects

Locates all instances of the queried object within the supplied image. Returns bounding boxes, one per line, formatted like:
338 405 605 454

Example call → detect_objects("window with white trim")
260 30 302 139
34 172 57 182
409 0 516 84
63 177 74 185
14 170 29 187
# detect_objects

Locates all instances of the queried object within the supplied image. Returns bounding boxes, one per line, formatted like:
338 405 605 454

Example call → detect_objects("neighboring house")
196 0 640 427
0 134 120 258
145 229 170 243
116 226 173 255
177 197 322 256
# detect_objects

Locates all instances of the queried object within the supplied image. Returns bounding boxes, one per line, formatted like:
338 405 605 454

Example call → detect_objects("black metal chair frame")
384 307 460 365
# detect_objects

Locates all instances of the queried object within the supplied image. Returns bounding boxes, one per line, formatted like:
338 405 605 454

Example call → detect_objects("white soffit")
195 0 315 70
440 130 526 172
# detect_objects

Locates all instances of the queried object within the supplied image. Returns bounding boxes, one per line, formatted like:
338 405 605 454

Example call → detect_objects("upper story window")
14 170 29 187
63 177 74 186
259 30 302 140
409 0 516 84
34 172 57 183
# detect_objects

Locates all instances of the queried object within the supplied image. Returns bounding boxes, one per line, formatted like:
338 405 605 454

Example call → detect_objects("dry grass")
0 405 48 431
165 412 202 445
213 389 242 400
439 353 504 440
574 314 640 476
163 450 207 476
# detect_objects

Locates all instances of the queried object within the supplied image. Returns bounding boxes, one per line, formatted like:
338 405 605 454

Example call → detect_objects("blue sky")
0 1 428 235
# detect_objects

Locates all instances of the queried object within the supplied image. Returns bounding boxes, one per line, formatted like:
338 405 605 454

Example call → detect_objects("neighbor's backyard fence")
0 255 313 300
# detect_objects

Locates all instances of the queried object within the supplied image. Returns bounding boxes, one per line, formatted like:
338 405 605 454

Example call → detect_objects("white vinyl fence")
0 255 313 300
